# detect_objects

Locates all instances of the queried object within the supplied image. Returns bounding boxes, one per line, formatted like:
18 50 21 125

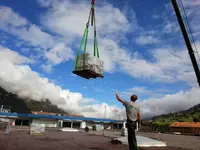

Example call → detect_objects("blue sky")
0 0 200 119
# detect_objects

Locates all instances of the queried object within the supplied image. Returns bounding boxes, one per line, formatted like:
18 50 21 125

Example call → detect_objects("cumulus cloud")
163 21 179 33
181 0 200 40
136 35 161 45
120 85 200 119
0 6 27 27
139 87 200 119
0 6 74 70
122 86 170 99
44 43 74 65
119 45 200 85
0 46 34 65
0 6 54 49
39 0 132 39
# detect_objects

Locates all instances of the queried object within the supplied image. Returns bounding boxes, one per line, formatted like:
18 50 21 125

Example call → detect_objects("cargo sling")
75 0 99 71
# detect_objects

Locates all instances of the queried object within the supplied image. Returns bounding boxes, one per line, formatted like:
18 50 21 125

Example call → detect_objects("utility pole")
103 105 106 136
171 0 200 87
104 105 106 119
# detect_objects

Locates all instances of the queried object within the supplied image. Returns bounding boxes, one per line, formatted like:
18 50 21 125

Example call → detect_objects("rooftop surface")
0 129 190 150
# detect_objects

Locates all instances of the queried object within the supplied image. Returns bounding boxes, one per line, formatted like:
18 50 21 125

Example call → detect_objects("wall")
85 121 94 129
85 121 113 130
32 119 58 128
104 123 112 130
80 121 86 129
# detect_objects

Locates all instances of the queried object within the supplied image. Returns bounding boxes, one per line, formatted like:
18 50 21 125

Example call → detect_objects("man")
115 92 141 150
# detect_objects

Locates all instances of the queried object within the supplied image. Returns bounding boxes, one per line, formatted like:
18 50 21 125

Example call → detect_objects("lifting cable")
75 0 100 71
179 0 200 63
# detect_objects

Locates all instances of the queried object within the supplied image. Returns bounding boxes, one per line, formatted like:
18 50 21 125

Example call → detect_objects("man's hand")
115 92 119 99
115 92 124 103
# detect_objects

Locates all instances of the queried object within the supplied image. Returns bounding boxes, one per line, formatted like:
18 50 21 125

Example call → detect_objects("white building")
0 111 124 131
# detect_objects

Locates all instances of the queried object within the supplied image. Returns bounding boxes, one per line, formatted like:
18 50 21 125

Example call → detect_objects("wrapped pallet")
74 53 104 75
30 123 45 135
95 56 104 75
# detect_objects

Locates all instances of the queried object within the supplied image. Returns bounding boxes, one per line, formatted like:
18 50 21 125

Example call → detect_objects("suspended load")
72 0 104 79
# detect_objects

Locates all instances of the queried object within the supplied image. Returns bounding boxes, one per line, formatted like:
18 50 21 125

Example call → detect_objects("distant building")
169 122 200 135
0 108 10 113
0 105 10 113
0 112 125 131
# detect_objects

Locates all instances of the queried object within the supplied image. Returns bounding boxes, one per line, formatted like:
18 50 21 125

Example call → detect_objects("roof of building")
31 111 84 117
0 108 10 110
0 112 124 123
170 122 200 128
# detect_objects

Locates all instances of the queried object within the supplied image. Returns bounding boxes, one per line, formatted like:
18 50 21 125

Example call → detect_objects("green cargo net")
74 2 100 71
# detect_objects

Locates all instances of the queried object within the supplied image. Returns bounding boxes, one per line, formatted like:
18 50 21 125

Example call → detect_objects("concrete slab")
116 136 167 147
58 128 79 132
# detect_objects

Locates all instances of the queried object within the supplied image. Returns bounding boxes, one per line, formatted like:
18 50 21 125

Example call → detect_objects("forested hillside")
152 103 200 125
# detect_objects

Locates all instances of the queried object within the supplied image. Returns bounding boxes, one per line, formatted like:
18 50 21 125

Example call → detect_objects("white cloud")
44 43 74 65
0 46 33 64
41 64 53 73
39 0 132 38
119 45 199 85
122 86 172 100
182 0 200 37
139 87 200 119
0 6 74 69
182 0 200 7
81 98 95 104
136 35 161 45
37 0 51 7
152 14 160 19
0 6 54 49
123 86 151 96
0 6 27 27
83 86 88 89
163 21 179 33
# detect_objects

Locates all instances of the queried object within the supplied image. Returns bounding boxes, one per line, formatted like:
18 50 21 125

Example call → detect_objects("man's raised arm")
115 92 125 104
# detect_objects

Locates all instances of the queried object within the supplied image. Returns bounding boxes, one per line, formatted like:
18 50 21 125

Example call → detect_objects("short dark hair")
130 94 138 102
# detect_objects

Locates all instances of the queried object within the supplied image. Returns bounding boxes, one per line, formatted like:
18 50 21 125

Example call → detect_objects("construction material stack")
0 120 11 134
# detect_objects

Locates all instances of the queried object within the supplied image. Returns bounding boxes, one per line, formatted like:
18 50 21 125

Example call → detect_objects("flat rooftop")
0 128 190 150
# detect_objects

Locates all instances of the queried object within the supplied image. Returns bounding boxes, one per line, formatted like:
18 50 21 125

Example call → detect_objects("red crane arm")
92 0 95 4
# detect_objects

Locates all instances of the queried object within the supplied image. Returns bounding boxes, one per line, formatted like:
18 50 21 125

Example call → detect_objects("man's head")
130 94 138 102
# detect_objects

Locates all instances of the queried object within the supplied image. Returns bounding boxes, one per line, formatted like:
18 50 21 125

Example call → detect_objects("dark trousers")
127 120 138 150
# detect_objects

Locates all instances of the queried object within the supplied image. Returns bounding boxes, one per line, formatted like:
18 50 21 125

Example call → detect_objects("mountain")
0 86 67 114
152 104 200 124
139 104 200 133
25 99 67 114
